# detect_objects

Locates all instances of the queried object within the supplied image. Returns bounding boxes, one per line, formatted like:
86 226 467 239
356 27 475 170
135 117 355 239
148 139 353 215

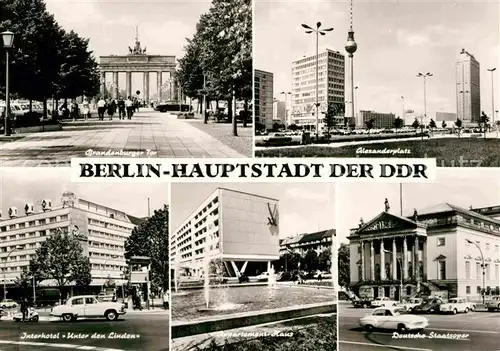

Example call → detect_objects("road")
0 313 169 351
338 302 500 351
0 109 245 166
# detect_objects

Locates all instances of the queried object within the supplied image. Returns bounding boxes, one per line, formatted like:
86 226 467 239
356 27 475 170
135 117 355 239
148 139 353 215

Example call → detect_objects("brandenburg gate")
99 30 178 102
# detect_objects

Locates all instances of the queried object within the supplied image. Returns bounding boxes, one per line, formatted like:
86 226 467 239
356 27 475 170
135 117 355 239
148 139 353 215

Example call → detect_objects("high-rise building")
456 49 480 125
171 188 280 279
0 195 142 291
254 69 274 130
273 100 287 125
357 110 396 129
291 49 345 131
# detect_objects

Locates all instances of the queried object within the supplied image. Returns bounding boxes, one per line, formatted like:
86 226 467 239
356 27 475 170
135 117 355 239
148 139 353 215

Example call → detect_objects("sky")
0 169 169 218
336 169 500 244
255 0 499 117
44 0 211 94
170 183 336 238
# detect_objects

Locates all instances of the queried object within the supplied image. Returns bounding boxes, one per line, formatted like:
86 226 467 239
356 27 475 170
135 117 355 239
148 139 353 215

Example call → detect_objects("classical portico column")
126 72 132 98
100 71 106 96
392 237 397 279
157 72 163 101
370 240 375 280
403 236 408 279
422 238 427 280
415 236 420 281
360 241 365 281
380 239 386 280
143 72 149 102
113 72 119 99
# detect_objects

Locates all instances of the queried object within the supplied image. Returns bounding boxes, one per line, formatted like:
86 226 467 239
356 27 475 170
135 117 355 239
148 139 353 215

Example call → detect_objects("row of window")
464 261 499 280
0 215 69 234
89 218 131 232
437 236 500 251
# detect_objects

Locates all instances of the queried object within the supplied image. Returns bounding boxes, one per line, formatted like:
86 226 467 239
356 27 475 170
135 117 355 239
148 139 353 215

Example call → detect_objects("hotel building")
254 69 274 131
171 188 280 278
280 229 335 257
0 194 141 292
456 48 481 125
348 203 500 301
290 49 345 131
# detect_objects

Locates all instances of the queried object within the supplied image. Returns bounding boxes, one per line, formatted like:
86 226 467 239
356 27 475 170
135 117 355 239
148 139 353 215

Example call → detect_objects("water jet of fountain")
268 263 277 287
203 254 210 308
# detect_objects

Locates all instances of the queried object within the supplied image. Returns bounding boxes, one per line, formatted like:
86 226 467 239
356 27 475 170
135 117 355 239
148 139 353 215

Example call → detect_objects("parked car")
0 299 18 309
464 300 476 311
397 298 423 312
359 307 429 332
352 298 372 308
486 296 500 312
370 297 399 308
439 298 470 314
412 298 444 314
50 295 126 322
255 272 269 282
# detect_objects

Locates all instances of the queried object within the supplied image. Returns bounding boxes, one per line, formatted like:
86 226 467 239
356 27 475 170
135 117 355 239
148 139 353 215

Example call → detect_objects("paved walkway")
0 110 246 166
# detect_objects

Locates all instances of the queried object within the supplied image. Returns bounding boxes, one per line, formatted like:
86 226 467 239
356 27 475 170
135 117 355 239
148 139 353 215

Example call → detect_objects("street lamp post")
417 72 433 140
3 245 22 300
466 239 485 304
401 96 405 127
302 22 333 140
487 68 496 124
1 31 14 136
280 91 291 127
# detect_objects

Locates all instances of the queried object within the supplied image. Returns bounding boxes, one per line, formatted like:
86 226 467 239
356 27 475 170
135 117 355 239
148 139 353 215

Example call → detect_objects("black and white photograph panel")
170 183 337 350
0 0 252 167
336 170 500 351
0 168 169 351
254 0 500 167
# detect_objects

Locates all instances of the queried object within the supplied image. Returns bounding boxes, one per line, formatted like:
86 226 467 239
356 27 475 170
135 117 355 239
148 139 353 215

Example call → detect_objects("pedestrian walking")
125 97 133 119
118 97 125 119
20 298 28 322
97 98 106 121
163 290 169 310
82 98 90 120
107 98 115 120
71 100 79 121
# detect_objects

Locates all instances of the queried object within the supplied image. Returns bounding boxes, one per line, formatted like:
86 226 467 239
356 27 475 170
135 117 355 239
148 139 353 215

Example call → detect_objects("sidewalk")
0 110 247 166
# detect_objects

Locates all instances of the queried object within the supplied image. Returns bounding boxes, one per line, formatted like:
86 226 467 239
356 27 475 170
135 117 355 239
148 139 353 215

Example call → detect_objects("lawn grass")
255 138 500 167
198 314 337 351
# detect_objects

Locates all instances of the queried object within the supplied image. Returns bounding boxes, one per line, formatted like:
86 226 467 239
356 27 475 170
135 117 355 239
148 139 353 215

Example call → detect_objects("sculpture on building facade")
384 198 390 212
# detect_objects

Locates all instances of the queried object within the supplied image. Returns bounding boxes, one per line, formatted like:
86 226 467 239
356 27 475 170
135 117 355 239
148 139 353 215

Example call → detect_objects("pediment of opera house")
352 211 427 238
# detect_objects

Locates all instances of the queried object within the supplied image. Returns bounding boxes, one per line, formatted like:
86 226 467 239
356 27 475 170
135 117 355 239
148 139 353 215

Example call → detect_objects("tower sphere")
345 38 357 54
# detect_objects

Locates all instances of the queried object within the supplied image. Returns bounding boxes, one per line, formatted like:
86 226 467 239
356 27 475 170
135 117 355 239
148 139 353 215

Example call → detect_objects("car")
439 298 470 314
370 297 399 308
359 307 429 333
255 272 270 282
50 295 126 322
352 298 372 308
485 296 500 312
463 300 476 311
0 299 18 308
412 298 444 314
397 298 423 312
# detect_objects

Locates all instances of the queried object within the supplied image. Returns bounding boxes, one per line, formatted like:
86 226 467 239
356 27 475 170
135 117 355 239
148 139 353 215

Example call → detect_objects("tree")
441 120 447 129
29 229 91 301
289 124 299 131
323 102 344 141
412 118 420 131
481 111 489 138
125 205 169 293
103 275 116 289
13 267 32 298
455 118 462 137
338 244 350 288
272 122 282 131
301 250 319 272
365 118 374 134
428 119 437 134
394 117 404 133
278 251 301 272
318 247 332 272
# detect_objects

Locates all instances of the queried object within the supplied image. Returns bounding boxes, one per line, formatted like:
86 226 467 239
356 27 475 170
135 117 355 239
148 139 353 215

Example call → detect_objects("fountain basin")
172 301 337 339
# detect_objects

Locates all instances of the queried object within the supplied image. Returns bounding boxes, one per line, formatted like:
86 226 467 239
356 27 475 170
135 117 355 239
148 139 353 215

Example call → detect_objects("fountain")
268 264 277 288
203 254 210 308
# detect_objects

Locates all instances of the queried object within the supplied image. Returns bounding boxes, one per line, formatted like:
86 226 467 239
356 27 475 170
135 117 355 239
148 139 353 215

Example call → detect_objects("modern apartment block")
357 110 396 129
456 48 481 125
0 194 141 290
171 188 280 278
291 49 345 131
254 69 274 131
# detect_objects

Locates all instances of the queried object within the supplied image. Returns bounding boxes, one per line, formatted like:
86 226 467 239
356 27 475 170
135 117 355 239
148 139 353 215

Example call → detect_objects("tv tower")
345 0 358 127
